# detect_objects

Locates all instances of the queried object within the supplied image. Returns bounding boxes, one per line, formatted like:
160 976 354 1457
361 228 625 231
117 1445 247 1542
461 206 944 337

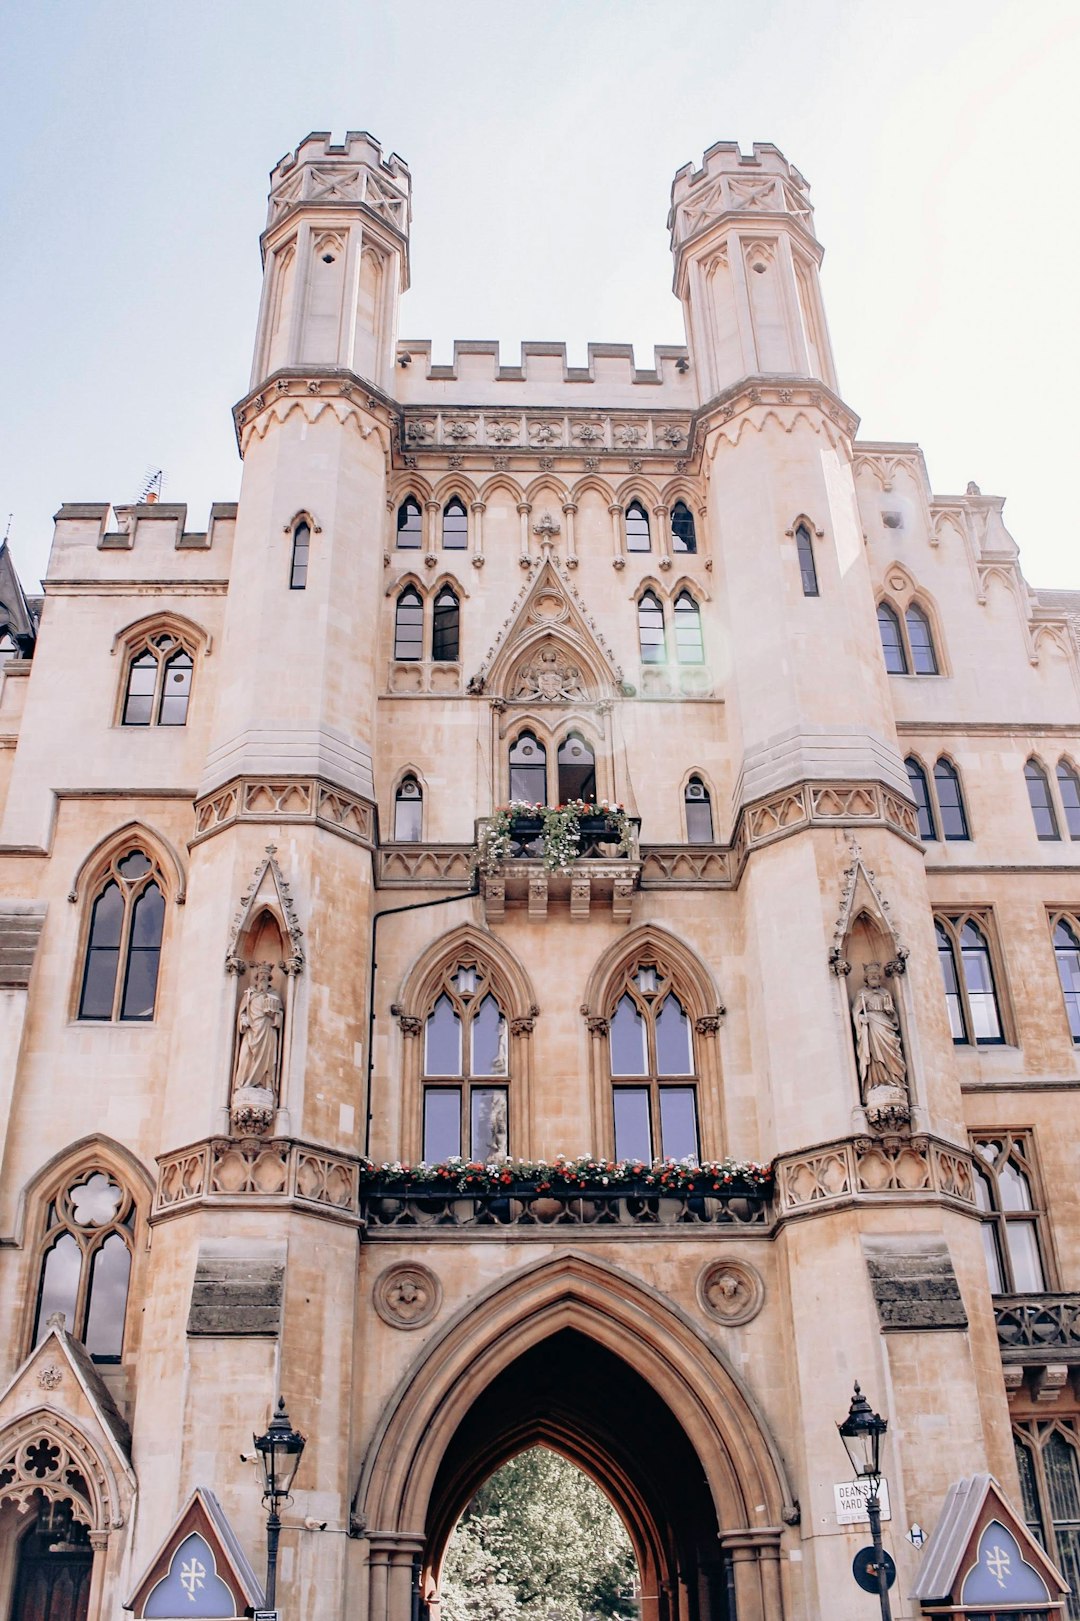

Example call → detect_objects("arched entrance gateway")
356 1257 795 1621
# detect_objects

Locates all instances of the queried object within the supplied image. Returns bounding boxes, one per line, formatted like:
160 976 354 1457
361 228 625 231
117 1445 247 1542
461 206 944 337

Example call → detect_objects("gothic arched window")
1013 1422 1080 1618
685 777 713 843
79 849 166 1022
1058 761 1080 839
289 521 310 590
638 592 665 664
625 502 651 553
905 757 937 841
509 733 546 804
905 603 938 674
934 758 970 840
877 602 907 673
394 776 423 842
935 913 1004 1045
442 497 468 550
557 733 596 805
432 586 460 662
396 496 423 548
1053 916 1080 1043
121 632 194 727
609 962 699 1162
671 502 697 553
394 587 424 661
32 1170 136 1362
971 1135 1047 1294
673 592 704 664
795 523 819 596
422 963 509 1161
1026 759 1060 841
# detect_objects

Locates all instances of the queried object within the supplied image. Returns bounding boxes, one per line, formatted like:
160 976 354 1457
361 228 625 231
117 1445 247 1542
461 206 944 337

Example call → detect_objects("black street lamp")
254 1396 306 1612
838 1383 892 1621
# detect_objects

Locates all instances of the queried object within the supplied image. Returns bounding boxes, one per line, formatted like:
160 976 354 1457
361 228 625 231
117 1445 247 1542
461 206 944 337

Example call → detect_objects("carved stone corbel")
390 1005 422 1038
510 1004 540 1037
580 1005 610 1038
694 1009 726 1035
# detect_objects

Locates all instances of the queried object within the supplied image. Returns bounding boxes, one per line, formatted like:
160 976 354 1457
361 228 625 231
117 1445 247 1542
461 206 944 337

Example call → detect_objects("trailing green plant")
473 799 634 876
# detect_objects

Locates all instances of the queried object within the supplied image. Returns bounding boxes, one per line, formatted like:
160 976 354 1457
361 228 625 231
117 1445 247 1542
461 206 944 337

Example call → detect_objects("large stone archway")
355 1254 794 1621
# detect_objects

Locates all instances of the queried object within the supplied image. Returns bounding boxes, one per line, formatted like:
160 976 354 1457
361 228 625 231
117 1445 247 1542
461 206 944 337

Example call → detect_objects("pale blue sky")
2 0 1078 590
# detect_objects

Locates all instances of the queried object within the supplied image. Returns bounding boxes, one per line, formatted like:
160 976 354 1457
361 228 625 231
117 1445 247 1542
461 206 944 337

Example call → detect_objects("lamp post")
254 1396 306 1613
838 1382 892 1621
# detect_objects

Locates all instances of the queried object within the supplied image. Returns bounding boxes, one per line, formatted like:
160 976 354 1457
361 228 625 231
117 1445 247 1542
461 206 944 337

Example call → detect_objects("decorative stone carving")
37 1364 63 1391
226 845 304 976
851 962 910 1132
373 1263 442 1329
230 963 283 1135
698 1259 764 1326
512 645 587 702
694 1010 725 1035
510 1004 540 1036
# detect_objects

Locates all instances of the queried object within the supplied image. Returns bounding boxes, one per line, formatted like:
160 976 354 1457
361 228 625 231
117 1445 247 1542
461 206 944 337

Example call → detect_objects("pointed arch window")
934 758 970 840
422 963 508 1160
671 502 697 553
609 963 699 1162
905 758 936 841
638 591 665 664
1052 916 1080 1043
509 733 546 804
1026 760 1060 840
289 521 310 590
79 849 166 1022
935 912 1004 1044
1057 761 1080 839
877 602 907 673
795 523 819 596
432 586 460 662
441 497 468 550
394 776 423 842
905 604 938 673
1014 1422 1080 1619
394 587 424 661
685 777 713 843
396 496 423 548
625 502 651 553
32 1170 136 1361
971 1134 1047 1294
556 733 596 804
121 632 195 727
673 592 704 664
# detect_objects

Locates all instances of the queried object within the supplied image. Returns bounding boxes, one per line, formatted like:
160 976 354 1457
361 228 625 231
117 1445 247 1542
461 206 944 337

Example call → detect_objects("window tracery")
422 963 509 1161
31 1169 137 1363
876 595 942 675
608 961 699 1162
78 848 166 1022
396 496 423 548
120 632 195 727
971 1134 1048 1294
934 911 1005 1045
1014 1419 1080 1617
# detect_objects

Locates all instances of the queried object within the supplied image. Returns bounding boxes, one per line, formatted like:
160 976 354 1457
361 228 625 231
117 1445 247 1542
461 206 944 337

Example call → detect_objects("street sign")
907 1523 926 1547
834 1477 892 1524
852 1547 896 1594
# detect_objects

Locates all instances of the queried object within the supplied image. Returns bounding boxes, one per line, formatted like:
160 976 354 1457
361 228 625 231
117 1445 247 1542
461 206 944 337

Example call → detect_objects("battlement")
668 140 815 252
267 130 411 240
46 502 235 582
394 340 695 408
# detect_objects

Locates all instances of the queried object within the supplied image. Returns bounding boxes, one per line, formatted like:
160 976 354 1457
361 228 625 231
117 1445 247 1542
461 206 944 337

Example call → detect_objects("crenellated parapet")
668 140 816 253
266 128 411 243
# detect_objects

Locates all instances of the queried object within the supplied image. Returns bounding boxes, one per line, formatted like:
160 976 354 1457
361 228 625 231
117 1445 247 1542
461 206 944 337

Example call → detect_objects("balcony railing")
360 1176 771 1231
995 1294 1080 1362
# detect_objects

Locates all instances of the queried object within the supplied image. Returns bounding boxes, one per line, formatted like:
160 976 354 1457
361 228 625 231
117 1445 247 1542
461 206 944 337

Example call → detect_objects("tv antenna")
136 467 164 504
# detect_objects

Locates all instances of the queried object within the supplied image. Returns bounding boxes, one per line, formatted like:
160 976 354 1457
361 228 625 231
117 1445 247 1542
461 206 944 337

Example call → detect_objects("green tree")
440 1448 638 1621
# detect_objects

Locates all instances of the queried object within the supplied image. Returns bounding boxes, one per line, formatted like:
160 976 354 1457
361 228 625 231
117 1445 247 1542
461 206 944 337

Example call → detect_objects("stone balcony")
360 1176 771 1234
477 812 642 922
995 1294 1080 1404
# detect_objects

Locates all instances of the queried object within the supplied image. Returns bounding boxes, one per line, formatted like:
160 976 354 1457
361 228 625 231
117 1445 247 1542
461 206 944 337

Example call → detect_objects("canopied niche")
830 839 912 1134
224 848 304 1136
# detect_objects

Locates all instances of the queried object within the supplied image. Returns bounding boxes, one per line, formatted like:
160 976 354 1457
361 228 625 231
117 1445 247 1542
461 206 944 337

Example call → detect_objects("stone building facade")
0 129 1077 1621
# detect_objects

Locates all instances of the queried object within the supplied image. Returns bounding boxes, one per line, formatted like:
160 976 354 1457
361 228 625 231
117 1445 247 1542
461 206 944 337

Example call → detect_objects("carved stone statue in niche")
512 645 586 702
231 962 283 1134
851 962 910 1132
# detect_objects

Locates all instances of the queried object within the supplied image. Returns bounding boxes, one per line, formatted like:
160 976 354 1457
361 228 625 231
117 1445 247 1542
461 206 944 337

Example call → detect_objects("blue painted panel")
143 1532 238 1618
961 1520 1051 1606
